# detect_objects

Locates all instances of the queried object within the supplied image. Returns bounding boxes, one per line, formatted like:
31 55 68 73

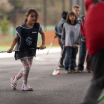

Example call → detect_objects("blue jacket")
55 18 66 38
80 17 86 42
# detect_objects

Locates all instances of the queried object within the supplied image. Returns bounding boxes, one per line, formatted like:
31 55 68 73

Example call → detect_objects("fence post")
70 0 72 11
13 0 16 37
43 0 47 31
77 0 79 5
62 0 65 11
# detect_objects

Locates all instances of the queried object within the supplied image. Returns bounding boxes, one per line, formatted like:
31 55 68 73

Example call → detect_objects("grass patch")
0 46 10 51
45 45 59 48
0 35 14 43
37 45 60 48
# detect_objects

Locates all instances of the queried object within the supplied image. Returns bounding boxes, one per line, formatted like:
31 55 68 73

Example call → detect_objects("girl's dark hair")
24 9 39 23
66 12 77 25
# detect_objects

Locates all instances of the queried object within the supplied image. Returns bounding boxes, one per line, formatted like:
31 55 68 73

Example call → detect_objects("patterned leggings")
16 57 33 85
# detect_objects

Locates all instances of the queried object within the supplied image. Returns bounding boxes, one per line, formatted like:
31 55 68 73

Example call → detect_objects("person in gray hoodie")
62 12 80 73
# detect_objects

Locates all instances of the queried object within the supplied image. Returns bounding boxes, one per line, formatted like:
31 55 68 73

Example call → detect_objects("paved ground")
0 50 104 104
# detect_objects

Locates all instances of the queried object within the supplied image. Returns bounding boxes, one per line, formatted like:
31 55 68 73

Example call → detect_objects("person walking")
8 9 45 91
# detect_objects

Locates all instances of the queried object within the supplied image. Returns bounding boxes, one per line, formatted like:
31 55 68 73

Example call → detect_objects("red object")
85 1 104 55
85 0 94 11
57 73 61 75
80 22 85 36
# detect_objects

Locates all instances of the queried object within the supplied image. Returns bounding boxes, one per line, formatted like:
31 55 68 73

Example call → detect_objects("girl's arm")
7 35 19 53
40 30 45 49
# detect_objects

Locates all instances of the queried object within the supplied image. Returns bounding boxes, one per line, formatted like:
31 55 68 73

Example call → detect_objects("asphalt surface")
0 52 104 104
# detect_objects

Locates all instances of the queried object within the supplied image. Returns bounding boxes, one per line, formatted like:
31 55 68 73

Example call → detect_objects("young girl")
62 12 80 73
8 9 45 91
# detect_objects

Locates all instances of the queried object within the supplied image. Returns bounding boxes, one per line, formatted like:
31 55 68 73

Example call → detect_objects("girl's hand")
40 44 45 49
63 45 66 49
7 35 19 53
7 48 13 53
73 44 78 47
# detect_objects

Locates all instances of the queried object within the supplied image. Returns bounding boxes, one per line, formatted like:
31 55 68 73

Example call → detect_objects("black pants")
58 37 66 65
82 49 104 104
60 48 66 65
78 42 86 70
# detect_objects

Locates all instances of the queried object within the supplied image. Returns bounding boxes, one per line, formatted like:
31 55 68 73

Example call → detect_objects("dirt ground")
45 31 59 45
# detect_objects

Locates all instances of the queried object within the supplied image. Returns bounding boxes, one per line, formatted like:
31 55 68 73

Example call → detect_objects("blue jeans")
64 47 76 71
78 41 86 70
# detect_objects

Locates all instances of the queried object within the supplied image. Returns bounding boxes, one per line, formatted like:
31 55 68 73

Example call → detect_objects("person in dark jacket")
8 9 45 91
77 16 86 72
55 11 68 68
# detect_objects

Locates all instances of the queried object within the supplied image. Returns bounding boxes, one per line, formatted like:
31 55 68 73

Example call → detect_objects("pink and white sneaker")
21 84 33 91
10 76 17 90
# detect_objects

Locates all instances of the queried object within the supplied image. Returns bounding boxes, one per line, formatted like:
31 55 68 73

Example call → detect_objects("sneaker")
11 76 17 90
88 70 93 73
74 70 78 73
71 70 78 73
77 69 83 73
64 70 71 74
86 67 93 73
59 65 64 68
21 84 33 91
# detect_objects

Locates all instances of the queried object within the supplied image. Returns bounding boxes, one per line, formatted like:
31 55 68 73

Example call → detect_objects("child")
78 15 92 73
62 12 80 73
55 11 68 68
77 16 86 72
72 5 81 24
7 9 45 91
